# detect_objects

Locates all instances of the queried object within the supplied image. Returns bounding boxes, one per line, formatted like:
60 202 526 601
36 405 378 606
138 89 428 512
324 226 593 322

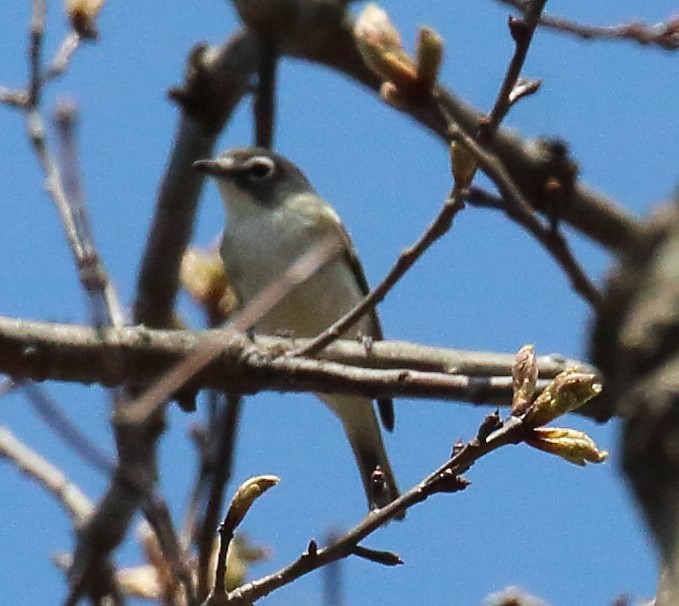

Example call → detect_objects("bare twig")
293 188 466 357
485 0 549 135
141 496 195 603
26 102 117 326
496 0 679 51
350 545 403 566
0 426 94 522
53 101 126 328
46 31 83 80
7 3 120 330
447 126 603 309
0 88 29 108
27 0 46 108
222 415 541 604
253 39 278 148
197 395 243 601
323 533 345 606
19 381 113 474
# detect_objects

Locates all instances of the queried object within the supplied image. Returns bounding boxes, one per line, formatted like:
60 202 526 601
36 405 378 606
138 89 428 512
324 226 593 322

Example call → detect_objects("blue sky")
2 1 677 604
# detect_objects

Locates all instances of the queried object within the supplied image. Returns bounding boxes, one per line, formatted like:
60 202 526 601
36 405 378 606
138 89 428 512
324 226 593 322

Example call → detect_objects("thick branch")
0 316 606 417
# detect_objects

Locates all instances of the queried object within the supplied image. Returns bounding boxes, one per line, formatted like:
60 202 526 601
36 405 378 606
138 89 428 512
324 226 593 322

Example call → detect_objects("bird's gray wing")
338 226 395 432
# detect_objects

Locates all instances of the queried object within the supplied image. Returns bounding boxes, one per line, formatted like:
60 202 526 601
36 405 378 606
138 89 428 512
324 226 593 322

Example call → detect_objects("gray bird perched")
194 147 400 513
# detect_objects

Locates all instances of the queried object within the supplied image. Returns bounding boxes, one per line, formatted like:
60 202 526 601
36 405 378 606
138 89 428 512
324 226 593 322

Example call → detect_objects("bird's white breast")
221 193 369 338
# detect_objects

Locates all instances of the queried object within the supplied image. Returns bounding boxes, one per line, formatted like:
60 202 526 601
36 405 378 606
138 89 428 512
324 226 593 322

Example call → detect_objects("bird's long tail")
319 393 402 517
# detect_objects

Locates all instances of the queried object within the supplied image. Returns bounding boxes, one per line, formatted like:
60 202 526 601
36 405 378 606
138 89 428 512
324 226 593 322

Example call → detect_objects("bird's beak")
193 158 231 176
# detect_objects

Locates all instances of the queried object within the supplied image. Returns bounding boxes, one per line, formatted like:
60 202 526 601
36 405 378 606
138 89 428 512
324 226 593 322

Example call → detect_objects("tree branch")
222 413 553 604
495 0 679 51
0 315 607 418
484 0 549 134
294 187 465 357
254 1 643 254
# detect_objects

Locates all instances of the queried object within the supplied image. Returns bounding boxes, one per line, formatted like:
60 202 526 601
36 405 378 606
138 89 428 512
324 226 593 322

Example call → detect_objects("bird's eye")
245 157 275 181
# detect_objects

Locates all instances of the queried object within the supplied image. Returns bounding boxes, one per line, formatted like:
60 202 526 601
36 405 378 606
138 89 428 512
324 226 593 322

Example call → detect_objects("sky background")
1 1 678 604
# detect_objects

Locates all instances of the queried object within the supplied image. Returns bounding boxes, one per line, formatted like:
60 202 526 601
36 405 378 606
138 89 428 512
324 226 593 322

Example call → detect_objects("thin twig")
0 426 94 522
46 31 83 80
142 496 195 604
0 88 29 108
495 0 679 51
214 522 234 598
222 416 535 605
350 545 403 566
293 188 466 357
20 381 113 474
53 101 126 327
27 0 46 108
197 395 243 601
323 533 345 606
485 0 549 135
11 3 120 330
447 126 603 309
253 38 277 148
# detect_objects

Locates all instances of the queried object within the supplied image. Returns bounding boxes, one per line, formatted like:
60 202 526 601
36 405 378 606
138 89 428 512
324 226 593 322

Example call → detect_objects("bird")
194 147 400 513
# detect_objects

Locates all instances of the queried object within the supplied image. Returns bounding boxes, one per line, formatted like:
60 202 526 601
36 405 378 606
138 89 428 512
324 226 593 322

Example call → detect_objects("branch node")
508 15 530 44
477 409 503 443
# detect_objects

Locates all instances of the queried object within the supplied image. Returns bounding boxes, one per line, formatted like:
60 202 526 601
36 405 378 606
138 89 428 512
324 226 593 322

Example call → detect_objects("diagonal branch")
221 414 541 604
447 127 603 309
485 0 549 135
294 188 465 357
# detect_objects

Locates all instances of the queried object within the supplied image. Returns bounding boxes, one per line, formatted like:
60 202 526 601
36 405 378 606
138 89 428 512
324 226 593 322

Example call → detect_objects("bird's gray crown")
195 147 315 208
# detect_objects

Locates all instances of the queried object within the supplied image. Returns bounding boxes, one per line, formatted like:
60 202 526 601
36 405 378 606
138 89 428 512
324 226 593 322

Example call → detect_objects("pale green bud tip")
523 369 602 427
449 141 477 189
416 26 444 90
225 475 281 530
527 427 609 466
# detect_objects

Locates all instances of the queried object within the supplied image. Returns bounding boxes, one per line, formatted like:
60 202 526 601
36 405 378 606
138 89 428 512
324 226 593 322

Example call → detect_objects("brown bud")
65 0 106 39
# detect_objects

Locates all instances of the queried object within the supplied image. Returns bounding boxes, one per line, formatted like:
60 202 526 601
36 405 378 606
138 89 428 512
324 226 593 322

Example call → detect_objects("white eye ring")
244 156 275 180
